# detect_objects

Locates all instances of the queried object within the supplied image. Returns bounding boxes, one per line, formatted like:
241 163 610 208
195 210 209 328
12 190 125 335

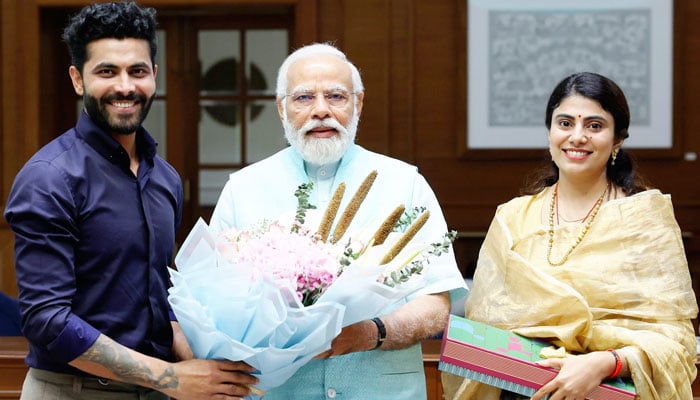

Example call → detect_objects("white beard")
283 111 359 165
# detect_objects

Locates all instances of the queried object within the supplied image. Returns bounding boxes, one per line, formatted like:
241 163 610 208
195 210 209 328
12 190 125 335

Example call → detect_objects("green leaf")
292 182 317 232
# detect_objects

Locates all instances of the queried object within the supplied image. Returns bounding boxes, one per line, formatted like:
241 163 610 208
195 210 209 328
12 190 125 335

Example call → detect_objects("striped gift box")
438 314 636 400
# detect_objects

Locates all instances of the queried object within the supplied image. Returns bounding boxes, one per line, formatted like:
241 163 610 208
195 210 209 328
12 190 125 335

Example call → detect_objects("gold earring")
611 149 618 165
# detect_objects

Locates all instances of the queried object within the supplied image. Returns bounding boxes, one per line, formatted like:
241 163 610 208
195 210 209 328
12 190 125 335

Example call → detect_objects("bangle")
371 317 386 349
607 349 622 379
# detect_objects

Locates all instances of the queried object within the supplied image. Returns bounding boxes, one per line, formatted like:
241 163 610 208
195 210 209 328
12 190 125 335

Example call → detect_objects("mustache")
300 118 345 134
101 93 147 103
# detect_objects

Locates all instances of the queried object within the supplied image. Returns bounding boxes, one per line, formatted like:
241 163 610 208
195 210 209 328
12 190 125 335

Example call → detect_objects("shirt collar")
304 159 341 181
75 111 158 169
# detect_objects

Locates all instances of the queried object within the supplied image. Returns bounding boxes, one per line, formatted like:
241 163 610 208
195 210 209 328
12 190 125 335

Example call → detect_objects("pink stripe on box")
441 340 554 388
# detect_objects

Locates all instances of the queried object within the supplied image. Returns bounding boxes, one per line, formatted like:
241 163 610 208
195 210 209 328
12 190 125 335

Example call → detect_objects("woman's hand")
530 351 616 400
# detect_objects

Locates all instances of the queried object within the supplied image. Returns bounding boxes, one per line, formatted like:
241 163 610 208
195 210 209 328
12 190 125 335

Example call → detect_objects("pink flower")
219 221 342 306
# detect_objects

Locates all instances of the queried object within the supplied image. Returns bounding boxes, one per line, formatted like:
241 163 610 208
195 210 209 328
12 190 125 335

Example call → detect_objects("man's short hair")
276 42 364 100
62 1 158 73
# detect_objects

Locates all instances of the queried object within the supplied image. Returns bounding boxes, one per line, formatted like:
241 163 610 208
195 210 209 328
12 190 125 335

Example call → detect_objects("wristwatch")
371 317 386 349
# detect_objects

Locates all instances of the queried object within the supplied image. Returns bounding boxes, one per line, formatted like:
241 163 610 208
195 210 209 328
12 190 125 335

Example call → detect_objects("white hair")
275 42 364 99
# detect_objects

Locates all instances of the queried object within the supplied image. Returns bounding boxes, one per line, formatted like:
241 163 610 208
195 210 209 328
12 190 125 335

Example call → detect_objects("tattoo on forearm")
154 366 178 389
80 338 179 390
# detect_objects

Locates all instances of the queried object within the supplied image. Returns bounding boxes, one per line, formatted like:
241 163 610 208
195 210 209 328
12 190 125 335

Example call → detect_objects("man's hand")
171 322 194 361
315 320 377 358
163 359 259 400
315 292 451 358
70 334 259 400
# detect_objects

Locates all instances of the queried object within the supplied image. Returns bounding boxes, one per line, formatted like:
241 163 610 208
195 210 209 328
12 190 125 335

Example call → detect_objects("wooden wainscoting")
0 337 27 400
422 339 444 400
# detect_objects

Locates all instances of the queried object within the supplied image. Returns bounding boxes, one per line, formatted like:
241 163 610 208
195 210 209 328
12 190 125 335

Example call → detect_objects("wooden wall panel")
386 0 415 162
342 0 392 154
0 231 16 298
1 0 41 297
676 0 700 260
413 1 457 159
318 0 417 162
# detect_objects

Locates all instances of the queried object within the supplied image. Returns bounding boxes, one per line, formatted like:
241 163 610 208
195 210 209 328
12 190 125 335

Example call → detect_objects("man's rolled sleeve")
47 315 101 364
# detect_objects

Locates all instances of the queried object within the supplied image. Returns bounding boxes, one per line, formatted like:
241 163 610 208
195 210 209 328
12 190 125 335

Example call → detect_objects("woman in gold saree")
442 72 697 400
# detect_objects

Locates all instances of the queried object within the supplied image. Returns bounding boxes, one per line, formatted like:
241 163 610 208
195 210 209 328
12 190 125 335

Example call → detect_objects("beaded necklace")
547 183 607 266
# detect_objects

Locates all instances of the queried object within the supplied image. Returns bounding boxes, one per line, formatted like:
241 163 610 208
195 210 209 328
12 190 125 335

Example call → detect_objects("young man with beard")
4 2 257 399
209 43 468 399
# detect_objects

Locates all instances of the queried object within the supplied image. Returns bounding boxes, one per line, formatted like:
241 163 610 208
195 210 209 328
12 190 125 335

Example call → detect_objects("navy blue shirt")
0 291 21 336
4 111 183 375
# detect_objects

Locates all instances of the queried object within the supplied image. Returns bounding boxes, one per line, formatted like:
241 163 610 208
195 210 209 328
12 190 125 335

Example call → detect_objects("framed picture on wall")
465 0 673 150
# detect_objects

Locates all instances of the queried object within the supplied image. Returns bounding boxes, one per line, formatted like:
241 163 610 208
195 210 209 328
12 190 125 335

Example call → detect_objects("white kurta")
210 144 467 399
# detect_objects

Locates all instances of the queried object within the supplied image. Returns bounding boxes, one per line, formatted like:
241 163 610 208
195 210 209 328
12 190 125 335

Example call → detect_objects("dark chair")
0 291 22 336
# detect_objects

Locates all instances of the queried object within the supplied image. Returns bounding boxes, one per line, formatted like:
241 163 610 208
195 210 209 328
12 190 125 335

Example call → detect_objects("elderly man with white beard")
209 42 467 399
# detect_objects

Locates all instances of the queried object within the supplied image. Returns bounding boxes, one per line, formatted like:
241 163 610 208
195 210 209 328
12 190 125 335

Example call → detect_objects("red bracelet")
607 349 623 378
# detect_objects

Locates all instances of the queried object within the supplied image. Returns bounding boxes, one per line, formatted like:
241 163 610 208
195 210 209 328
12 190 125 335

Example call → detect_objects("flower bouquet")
167 170 457 397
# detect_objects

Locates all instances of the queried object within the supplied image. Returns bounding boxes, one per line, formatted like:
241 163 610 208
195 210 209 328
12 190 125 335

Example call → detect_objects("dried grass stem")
379 210 430 265
331 170 378 243
317 183 346 242
371 205 406 246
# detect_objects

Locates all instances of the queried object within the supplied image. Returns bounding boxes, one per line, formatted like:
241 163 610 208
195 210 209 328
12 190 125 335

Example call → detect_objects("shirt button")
320 169 327 177
327 388 337 398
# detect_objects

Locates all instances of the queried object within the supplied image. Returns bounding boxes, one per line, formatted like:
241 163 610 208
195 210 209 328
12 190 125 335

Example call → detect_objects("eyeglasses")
286 90 355 108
